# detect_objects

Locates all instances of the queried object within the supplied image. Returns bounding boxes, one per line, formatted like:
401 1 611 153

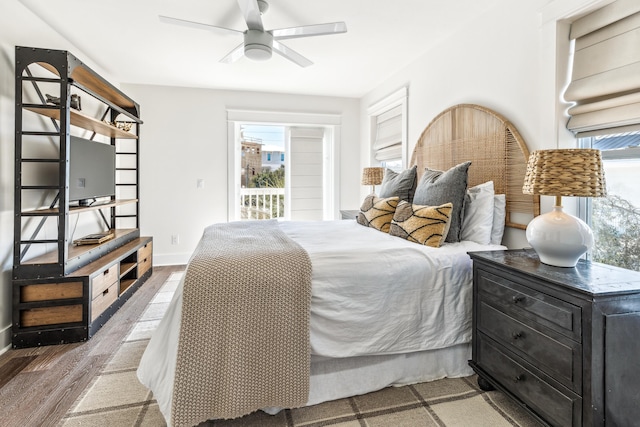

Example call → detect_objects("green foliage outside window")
252 166 285 189
240 166 285 219
591 194 640 271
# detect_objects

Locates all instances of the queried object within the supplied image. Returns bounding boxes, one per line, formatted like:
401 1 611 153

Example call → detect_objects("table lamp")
522 148 606 267
361 167 384 194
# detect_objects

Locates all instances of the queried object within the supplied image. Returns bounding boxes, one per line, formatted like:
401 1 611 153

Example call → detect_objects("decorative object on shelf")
522 148 606 267
45 93 82 110
361 167 384 194
103 120 133 132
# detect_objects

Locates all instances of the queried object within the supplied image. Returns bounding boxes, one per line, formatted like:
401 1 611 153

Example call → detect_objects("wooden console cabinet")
469 249 640 426
13 238 152 348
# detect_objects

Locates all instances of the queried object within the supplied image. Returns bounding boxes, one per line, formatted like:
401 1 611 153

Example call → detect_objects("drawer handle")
513 374 525 383
103 269 110 276
512 295 524 304
103 288 109 296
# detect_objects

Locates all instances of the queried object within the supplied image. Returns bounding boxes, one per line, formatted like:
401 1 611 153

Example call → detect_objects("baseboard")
0 324 11 355
153 253 190 266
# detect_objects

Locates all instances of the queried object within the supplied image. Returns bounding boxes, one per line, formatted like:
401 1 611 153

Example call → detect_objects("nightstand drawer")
477 333 581 427
478 268 581 342
478 299 581 392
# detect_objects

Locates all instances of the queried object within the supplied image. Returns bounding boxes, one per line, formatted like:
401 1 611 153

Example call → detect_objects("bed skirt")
263 343 473 414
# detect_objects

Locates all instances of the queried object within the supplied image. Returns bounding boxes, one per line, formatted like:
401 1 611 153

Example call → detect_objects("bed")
137 104 539 427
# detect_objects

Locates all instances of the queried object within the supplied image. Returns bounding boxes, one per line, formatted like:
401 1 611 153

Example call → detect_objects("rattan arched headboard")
409 104 539 230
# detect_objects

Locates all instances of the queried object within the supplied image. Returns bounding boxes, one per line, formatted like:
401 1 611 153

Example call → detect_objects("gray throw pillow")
378 165 417 202
413 161 471 243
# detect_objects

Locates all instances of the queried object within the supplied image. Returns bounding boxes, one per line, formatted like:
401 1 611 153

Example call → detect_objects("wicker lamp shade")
522 149 606 197
361 167 385 186
361 167 385 194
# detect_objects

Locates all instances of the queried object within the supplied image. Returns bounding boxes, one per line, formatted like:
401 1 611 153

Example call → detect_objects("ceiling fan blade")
271 22 347 40
159 15 242 35
272 40 313 68
220 42 246 64
237 0 264 31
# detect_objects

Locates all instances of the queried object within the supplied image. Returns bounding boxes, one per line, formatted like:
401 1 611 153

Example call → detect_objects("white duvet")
138 220 504 422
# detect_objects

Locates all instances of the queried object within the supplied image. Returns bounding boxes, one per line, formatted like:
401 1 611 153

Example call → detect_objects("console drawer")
137 242 152 277
477 333 581 427
478 299 581 392
91 264 118 299
477 269 581 341
91 282 117 322
138 241 152 263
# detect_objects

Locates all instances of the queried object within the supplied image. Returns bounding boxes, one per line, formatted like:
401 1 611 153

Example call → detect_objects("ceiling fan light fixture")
244 29 273 61
245 44 272 61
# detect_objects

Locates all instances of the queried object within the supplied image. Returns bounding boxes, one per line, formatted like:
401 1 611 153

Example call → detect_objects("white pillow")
461 181 494 245
491 194 506 245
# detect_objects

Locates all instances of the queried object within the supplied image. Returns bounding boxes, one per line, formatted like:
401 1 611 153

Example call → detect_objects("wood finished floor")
0 265 184 427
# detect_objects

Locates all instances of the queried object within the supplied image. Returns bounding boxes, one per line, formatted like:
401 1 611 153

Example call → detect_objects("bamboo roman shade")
373 104 403 161
564 0 640 136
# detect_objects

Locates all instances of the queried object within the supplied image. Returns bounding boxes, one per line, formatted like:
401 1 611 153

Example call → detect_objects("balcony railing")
240 187 285 220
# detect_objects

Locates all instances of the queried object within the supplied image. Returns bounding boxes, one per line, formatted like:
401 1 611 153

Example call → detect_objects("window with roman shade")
373 104 403 162
367 87 408 169
564 0 640 136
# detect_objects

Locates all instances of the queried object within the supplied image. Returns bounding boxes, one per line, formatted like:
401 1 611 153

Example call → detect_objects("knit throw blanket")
170 220 312 427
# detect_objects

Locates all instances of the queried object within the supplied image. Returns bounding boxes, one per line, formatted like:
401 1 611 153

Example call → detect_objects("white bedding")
138 220 505 423
281 220 495 357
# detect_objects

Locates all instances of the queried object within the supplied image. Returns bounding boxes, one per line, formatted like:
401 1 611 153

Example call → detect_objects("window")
367 87 408 171
281 153 284 162
580 131 640 271
227 110 340 222
267 153 271 161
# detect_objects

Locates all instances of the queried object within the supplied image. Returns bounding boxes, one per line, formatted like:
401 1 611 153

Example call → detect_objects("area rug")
60 271 541 427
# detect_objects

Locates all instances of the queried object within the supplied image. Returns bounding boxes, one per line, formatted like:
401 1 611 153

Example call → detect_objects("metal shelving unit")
12 46 152 348
13 46 143 279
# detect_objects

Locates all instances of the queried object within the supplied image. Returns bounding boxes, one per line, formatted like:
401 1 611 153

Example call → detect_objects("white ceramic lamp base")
526 205 594 268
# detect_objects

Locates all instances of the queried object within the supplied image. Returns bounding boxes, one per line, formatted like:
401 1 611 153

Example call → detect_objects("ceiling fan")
159 0 347 67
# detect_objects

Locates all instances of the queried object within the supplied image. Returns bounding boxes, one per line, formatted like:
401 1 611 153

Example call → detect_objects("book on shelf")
73 231 114 246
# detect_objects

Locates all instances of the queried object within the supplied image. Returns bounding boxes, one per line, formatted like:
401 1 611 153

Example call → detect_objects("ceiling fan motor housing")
244 29 273 61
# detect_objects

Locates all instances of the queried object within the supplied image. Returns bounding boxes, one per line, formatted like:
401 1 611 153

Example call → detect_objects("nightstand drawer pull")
512 295 524 304
512 331 524 340
513 374 525 383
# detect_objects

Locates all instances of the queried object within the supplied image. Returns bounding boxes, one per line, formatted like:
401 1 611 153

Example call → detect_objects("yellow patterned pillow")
390 201 453 247
356 195 400 232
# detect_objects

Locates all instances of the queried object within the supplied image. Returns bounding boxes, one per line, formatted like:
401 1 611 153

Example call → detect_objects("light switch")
197 179 205 189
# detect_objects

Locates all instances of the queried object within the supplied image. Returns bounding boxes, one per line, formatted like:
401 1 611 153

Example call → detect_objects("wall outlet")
171 234 179 245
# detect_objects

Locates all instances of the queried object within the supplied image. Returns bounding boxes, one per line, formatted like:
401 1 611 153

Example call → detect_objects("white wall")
122 83 360 265
359 0 607 249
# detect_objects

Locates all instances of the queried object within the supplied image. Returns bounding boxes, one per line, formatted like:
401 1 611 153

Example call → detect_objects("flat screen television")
69 136 116 205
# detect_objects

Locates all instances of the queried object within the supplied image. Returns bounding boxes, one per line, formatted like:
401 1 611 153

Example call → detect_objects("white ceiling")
20 0 500 98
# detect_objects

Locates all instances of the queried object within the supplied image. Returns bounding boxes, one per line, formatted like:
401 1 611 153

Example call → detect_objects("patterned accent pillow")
389 201 453 247
356 195 400 233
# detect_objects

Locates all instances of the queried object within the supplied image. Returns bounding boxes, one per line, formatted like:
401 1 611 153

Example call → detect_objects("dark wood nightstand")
468 249 640 427
340 210 359 220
